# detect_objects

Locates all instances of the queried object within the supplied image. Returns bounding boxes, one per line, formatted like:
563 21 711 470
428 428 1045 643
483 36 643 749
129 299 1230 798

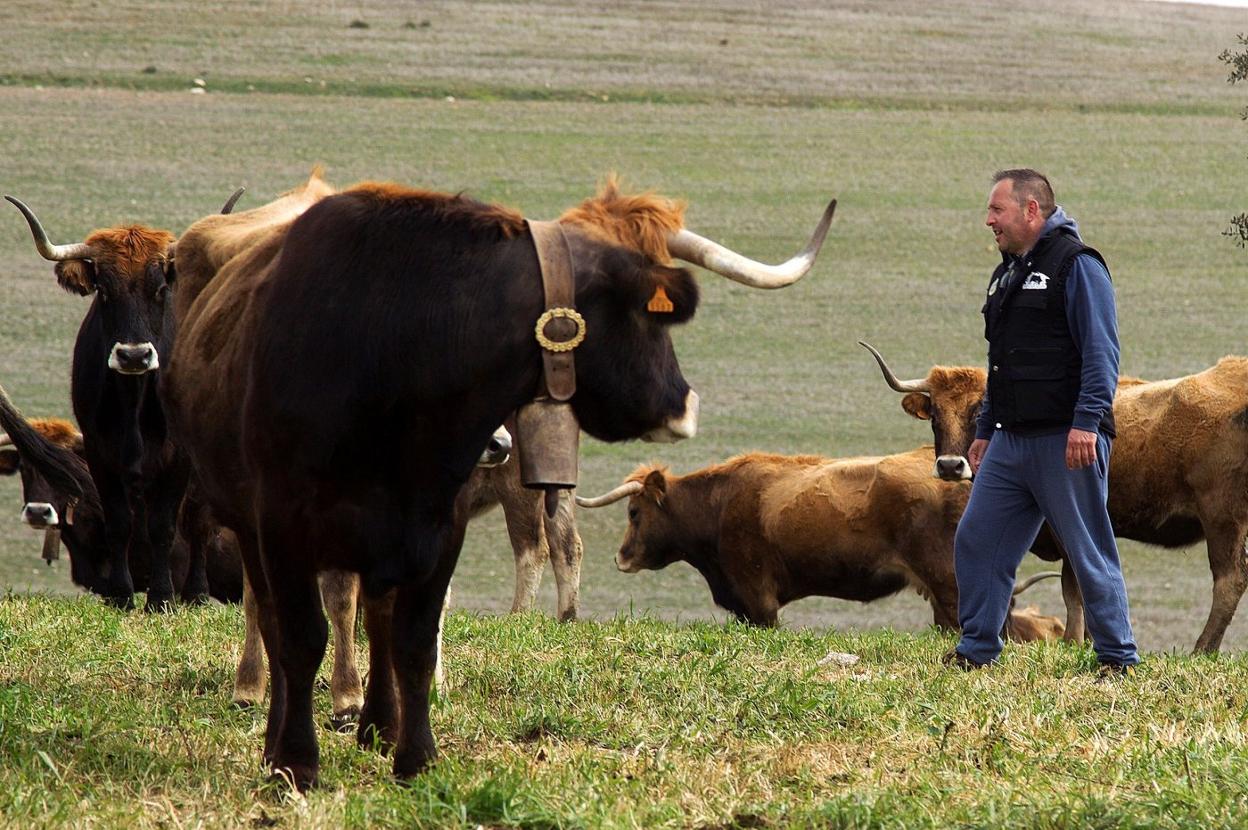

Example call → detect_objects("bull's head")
559 178 836 444
0 418 86 531
574 467 675 572
6 189 244 376
859 342 987 481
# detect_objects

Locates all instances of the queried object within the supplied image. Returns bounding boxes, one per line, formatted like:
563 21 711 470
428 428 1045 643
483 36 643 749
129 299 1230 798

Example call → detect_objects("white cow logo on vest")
1022 271 1050 290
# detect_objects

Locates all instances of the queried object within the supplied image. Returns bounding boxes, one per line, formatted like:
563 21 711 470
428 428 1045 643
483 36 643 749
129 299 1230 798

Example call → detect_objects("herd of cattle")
1 172 1246 788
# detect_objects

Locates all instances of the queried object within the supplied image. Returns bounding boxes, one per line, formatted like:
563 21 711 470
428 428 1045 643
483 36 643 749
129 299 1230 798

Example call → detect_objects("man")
946 168 1139 676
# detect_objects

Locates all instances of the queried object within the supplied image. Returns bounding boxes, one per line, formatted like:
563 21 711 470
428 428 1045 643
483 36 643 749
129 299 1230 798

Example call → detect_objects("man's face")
985 179 1036 256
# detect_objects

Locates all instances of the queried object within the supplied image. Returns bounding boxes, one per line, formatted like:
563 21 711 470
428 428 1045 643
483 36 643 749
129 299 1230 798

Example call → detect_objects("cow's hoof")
144 594 176 613
182 592 211 607
103 592 135 611
357 721 396 755
268 763 318 792
393 749 435 779
328 707 359 733
232 695 263 710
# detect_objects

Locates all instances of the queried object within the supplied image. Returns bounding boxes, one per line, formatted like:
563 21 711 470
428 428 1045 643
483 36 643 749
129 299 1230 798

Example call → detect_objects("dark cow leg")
95 471 136 609
177 482 212 605
235 531 285 763
358 589 398 753
1194 517 1248 653
257 520 326 791
142 468 186 612
1059 560 1087 643
389 522 463 779
545 490 583 622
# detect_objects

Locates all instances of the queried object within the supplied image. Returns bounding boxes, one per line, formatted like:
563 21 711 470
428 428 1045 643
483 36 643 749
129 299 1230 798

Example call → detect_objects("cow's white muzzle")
642 389 699 444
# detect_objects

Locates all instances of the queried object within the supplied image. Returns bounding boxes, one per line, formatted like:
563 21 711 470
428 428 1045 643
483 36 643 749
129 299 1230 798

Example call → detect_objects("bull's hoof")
182 591 211 607
392 748 436 779
328 707 360 733
143 593 176 613
357 720 396 755
103 592 135 611
268 763 318 792
232 695 263 710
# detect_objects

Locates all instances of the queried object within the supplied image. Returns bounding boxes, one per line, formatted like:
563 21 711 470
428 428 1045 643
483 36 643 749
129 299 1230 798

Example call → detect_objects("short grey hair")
992 168 1055 217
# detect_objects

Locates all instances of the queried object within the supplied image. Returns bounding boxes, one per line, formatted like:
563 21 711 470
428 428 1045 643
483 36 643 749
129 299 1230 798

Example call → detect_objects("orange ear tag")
647 285 674 313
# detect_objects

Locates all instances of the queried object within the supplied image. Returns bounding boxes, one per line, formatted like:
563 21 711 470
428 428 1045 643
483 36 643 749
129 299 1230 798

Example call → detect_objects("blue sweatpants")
953 429 1139 666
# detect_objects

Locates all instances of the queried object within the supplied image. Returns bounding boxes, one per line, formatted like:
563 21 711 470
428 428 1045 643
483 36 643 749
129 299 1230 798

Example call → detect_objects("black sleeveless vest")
982 229 1116 437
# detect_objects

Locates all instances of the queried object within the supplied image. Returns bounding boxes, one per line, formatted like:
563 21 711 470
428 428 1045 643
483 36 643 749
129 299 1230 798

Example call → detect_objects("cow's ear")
642 469 667 504
642 265 699 324
901 392 931 421
54 260 96 296
0 448 19 475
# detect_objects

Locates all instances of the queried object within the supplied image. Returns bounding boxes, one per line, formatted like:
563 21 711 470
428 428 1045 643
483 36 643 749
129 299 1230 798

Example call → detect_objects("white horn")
665 199 836 289
1013 572 1062 596
574 481 644 508
5 196 97 261
858 341 931 394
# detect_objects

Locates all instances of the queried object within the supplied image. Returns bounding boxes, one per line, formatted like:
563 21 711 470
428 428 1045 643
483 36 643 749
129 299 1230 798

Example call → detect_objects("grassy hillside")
3 596 1248 829
0 0 1244 654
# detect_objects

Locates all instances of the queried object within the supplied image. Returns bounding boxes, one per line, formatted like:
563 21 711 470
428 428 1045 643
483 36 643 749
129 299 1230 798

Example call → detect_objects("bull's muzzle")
108 342 159 375
21 502 58 528
642 389 699 444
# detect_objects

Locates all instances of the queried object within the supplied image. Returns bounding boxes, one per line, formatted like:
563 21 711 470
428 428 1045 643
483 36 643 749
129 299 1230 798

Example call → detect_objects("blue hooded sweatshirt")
975 206 1120 439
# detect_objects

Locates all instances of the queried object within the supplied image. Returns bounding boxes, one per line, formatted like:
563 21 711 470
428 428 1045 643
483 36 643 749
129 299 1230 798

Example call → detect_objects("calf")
578 447 1061 637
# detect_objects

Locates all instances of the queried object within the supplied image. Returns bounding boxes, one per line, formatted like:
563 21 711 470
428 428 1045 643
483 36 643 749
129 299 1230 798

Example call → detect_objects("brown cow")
577 447 1062 638
163 173 835 787
862 342 1248 653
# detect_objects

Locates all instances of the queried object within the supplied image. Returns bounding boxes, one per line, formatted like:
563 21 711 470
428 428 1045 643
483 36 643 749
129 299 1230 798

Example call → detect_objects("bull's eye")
628 506 639 523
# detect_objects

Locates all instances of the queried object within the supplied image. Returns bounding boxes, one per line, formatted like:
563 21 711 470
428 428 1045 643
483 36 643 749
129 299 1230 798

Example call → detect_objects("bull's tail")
0 382 98 506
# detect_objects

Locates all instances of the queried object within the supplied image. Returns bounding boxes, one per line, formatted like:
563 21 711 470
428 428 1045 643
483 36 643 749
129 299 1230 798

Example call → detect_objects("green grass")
3 595 1248 829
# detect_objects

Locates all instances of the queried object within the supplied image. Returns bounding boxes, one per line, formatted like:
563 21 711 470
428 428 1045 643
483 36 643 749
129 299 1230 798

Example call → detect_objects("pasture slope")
0 0 1246 826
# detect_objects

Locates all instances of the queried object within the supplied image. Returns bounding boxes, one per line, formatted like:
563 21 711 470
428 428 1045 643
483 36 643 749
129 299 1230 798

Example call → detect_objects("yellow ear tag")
647 285 674 313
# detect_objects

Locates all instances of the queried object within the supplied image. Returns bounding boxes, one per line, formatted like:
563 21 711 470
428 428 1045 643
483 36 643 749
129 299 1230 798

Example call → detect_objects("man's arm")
1065 253 1120 468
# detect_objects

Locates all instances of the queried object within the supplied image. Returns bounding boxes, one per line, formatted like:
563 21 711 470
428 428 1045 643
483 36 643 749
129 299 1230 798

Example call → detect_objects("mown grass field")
0 1 1246 824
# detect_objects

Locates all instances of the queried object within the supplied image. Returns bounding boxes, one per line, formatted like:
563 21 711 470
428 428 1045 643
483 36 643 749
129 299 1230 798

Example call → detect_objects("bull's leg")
389 523 464 779
142 465 188 612
358 589 398 753
546 491 583 622
500 491 546 613
319 570 364 724
95 471 135 609
233 571 267 707
235 529 284 763
255 504 326 791
1193 518 1248 653
177 481 212 605
1059 559 1087 643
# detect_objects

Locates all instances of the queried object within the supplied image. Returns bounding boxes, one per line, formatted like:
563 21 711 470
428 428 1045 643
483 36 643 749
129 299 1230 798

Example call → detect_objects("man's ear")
901 392 931 421
0 447 20 475
54 260 96 296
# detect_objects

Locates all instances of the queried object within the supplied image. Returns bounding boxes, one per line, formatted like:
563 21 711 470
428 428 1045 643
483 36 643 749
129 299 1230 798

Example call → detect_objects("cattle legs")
545 490 583 622
1194 517 1248 653
320 570 364 723
1059 560 1087 643
94 470 136 608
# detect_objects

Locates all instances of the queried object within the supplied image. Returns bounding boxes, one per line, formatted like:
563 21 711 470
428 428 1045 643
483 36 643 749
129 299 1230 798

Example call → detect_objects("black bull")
162 178 836 788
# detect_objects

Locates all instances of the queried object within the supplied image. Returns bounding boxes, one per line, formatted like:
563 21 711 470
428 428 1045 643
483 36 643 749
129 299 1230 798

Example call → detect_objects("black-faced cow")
5 191 243 610
862 342 1248 653
162 174 835 787
577 447 1063 638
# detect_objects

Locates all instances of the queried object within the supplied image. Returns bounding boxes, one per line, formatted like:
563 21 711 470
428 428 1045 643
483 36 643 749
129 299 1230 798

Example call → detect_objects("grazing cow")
862 342 1248 653
577 447 1063 639
162 173 835 787
5 190 243 610
0 393 242 602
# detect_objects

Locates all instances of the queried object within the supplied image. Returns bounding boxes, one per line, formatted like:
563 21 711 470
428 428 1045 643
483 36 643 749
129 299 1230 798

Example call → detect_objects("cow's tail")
0 382 98 506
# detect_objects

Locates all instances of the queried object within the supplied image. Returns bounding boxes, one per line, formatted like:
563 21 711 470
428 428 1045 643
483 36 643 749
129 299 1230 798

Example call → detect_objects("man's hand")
968 438 990 474
1066 428 1098 470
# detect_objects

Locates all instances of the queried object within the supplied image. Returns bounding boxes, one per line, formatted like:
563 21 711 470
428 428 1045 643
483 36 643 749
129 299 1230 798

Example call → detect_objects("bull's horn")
1012 571 1061 596
574 481 644 508
665 199 836 289
221 187 246 214
858 341 931 394
5 196 98 261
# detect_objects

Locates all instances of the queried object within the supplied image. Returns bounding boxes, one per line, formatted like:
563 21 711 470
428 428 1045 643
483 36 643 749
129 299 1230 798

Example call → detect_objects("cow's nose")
935 456 972 481
22 502 58 527
108 342 159 375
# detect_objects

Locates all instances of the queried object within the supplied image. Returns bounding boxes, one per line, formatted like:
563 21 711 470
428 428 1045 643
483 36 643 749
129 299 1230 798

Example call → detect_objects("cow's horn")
664 199 836 289
574 481 644 508
1012 571 1061 596
858 341 931 394
221 187 246 214
5 196 98 261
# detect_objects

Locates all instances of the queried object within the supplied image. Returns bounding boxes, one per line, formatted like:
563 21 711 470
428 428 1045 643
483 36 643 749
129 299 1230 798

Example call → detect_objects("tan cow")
863 342 1248 652
578 447 1062 638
